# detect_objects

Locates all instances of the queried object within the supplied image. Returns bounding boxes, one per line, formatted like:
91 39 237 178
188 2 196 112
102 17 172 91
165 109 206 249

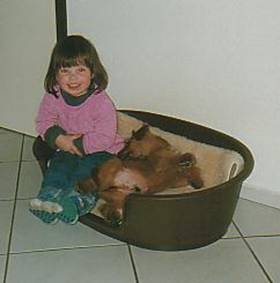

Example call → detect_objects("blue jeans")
37 150 114 215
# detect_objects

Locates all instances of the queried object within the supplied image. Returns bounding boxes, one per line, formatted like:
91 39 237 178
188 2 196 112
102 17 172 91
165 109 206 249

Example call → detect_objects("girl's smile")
56 64 93 97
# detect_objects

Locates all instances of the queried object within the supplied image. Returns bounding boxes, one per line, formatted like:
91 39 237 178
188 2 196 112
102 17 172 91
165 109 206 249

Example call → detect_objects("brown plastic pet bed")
78 110 254 251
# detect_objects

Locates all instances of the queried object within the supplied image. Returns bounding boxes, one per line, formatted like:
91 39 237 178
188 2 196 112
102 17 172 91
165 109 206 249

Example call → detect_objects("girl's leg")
46 151 114 222
30 151 79 224
68 152 114 216
32 136 56 176
30 150 114 224
73 152 114 181
30 141 62 224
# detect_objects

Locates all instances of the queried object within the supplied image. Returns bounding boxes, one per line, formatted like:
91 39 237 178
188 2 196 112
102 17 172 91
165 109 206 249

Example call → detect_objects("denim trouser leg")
69 152 114 215
37 151 78 201
72 151 114 182
38 150 114 215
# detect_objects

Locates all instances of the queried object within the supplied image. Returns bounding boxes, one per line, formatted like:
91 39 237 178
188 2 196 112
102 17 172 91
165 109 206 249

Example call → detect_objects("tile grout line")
243 234 280 239
3 135 25 283
232 221 274 283
127 245 140 283
240 198 280 213
8 243 127 256
0 161 20 164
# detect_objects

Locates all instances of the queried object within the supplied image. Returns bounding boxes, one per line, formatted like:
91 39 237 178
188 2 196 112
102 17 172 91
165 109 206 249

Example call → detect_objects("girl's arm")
82 93 120 154
36 94 82 155
36 94 60 138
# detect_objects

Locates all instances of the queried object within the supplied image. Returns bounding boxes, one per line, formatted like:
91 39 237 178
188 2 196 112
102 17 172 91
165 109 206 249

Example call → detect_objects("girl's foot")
29 209 59 224
71 193 97 216
56 192 97 224
29 187 64 224
57 196 79 224
29 199 62 224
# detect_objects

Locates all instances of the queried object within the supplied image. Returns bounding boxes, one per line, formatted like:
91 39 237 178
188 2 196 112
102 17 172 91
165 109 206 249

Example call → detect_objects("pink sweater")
36 90 124 155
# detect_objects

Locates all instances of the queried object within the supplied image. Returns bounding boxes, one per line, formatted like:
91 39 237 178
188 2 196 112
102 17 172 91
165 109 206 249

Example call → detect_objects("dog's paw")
107 209 123 226
99 204 123 226
109 216 123 227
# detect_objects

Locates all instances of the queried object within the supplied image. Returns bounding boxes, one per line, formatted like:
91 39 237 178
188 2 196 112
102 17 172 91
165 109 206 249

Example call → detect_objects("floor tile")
0 130 6 134
0 162 18 200
22 136 36 161
131 239 269 283
17 161 42 199
0 255 6 282
1 125 279 283
222 222 241 238
0 132 22 162
6 245 134 283
247 237 280 283
233 199 280 236
11 200 123 253
0 201 14 254
0 128 11 134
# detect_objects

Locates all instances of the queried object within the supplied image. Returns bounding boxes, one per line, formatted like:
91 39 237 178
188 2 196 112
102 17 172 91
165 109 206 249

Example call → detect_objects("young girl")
30 35 124 224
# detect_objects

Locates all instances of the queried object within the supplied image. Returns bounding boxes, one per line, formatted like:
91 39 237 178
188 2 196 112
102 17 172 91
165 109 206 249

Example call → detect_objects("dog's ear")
132 124 150 140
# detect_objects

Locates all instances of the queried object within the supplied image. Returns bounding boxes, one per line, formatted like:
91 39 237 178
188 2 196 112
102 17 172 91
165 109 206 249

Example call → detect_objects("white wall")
0 0 56 136
68 0 280 207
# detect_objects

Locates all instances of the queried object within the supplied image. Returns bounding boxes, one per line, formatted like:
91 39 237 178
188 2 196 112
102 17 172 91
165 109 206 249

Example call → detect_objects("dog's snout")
118 150 130 160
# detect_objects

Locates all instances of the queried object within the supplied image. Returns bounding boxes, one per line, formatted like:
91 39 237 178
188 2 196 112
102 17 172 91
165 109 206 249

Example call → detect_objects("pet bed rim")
118 109 254 199
118 109 254 159
118 108 247 145
118 108 221 131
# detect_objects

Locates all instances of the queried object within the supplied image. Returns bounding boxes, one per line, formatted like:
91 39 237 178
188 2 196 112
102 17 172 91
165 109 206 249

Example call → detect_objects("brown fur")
78 125 203 225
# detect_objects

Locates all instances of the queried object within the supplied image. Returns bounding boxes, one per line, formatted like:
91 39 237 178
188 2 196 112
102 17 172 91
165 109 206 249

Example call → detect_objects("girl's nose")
69 71 78 81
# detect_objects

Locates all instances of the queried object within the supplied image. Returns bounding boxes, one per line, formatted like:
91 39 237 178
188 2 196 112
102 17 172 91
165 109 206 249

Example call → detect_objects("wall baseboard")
240 183 280 210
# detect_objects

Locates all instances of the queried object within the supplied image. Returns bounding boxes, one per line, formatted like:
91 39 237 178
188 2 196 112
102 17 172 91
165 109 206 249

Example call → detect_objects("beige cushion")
117 112 244 193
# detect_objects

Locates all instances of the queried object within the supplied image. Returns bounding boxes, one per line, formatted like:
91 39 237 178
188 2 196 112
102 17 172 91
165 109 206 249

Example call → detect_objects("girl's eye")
78 67 86 72
59 68 69 74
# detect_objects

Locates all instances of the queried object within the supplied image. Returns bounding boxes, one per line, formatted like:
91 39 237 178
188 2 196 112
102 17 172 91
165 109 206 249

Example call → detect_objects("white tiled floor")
0 128 279 283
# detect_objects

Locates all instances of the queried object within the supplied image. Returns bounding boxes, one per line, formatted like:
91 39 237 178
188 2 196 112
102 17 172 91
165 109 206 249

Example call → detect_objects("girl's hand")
55 134 83 156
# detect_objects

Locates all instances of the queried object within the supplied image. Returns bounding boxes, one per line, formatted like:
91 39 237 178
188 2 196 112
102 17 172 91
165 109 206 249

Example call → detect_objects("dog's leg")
99 203 123 226
76 177 97 194
95 158 124 191
98 187 129 225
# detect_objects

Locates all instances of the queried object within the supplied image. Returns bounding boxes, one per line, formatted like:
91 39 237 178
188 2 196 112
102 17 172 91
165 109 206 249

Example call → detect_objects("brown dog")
78 125 203 225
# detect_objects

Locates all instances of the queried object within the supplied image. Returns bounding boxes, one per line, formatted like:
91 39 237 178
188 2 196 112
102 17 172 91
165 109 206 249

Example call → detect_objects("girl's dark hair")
44 35 108 94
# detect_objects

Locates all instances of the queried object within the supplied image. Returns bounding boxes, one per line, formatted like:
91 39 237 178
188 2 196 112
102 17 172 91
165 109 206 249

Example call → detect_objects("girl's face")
56 64 92 97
